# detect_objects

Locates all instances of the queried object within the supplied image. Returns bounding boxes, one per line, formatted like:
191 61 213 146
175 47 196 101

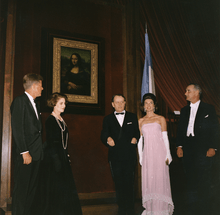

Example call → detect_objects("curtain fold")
112 0 219 115
140 0 220 115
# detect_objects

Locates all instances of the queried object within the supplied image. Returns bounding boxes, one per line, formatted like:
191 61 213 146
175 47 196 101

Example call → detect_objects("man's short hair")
188 83 202 96
112 94 126 102
23 73 43 90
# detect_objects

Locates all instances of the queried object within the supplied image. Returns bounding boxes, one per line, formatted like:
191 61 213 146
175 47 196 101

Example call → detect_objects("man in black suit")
176 83 219 215
11 73 43 215
101 94 140 215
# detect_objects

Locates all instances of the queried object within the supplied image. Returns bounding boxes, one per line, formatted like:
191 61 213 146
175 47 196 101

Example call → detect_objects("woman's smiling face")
144 99 155 112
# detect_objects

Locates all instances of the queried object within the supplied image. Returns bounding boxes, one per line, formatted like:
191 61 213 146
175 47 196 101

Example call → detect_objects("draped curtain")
113 0 220 115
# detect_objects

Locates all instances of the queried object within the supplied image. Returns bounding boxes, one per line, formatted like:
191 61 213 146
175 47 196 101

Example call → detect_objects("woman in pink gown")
138 93 174 215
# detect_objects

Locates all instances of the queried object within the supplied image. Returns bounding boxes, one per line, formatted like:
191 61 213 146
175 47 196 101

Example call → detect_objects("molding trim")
0 0 16 208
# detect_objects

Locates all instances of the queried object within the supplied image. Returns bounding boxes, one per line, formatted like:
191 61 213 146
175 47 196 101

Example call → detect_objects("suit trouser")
109 159 136 215
182 136 213 215
12 158 41 215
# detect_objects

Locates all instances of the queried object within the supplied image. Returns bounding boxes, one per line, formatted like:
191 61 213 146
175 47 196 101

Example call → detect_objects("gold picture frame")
53 37 98 104
41 29 105 115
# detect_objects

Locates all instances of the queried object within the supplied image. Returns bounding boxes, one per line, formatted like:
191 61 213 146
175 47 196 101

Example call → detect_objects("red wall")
13 0 123 193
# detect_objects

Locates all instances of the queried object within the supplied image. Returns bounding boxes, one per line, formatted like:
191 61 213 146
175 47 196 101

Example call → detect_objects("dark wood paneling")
13 0 124 193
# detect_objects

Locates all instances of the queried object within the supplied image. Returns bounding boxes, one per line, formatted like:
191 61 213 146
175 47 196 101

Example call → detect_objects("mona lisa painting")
53 37 98 104
41 29 105 115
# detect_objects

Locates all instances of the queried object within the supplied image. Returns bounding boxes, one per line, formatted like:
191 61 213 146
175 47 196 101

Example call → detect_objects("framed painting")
41 29 105 115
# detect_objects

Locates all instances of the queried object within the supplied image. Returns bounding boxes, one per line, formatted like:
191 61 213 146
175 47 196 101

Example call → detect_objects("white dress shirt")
25 91 39 119
187 100 200 137
114 110 126 127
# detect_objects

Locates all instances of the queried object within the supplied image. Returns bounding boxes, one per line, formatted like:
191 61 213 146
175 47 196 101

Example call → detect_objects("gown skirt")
36 115 82 215
141 123 174 215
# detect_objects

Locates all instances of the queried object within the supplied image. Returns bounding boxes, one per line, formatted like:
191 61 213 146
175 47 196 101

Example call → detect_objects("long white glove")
137 135 143 165
162 131 172 165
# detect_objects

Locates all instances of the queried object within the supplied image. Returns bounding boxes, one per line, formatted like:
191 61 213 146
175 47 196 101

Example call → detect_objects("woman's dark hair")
70 53 82 68
47 92 68 108
141 93 158 112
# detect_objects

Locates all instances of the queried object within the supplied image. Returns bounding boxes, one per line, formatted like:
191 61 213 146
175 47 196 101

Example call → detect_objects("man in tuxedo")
101 94 140 215
176 83 219 215
11 73 43 215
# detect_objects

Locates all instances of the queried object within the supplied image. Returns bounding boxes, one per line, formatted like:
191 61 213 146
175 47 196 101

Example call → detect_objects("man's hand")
131 138 137 144
177 147 183 158
107 137 115 146
22 152 32 165
206 148 216 157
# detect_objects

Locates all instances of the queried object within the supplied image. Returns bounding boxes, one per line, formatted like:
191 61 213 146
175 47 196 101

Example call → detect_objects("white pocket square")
204 115 209 118
127 122 132 124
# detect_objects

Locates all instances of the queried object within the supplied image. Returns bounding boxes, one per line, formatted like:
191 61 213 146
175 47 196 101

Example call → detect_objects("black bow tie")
116 112 124 115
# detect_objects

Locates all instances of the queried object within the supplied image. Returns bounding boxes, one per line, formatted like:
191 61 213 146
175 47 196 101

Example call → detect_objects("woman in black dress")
43 92 82 215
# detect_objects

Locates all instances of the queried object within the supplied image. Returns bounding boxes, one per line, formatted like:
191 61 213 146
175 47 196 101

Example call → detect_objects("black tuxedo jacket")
176 101 219 153
11 93 43 161
101 111 140 161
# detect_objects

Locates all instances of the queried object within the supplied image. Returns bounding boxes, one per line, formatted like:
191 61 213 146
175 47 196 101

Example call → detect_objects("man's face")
112 96 126 113
33 81 43 98
185 85 199 103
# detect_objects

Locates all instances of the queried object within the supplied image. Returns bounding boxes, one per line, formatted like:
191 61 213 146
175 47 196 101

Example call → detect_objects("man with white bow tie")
176 83 219 215
101 94 140 215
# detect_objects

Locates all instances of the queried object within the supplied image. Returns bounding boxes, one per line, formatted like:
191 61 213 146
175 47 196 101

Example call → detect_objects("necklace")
53 113 68 149
52 111 63 121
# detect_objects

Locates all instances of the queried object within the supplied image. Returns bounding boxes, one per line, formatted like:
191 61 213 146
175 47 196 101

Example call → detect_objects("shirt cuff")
20 151 29 154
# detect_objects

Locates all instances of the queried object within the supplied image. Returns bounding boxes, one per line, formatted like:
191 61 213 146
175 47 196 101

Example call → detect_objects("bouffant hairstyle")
47 93 68 108
141 93 158 112
23 73 43 90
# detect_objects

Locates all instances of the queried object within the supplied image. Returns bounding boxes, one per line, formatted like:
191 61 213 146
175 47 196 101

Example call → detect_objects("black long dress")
40 115 82 215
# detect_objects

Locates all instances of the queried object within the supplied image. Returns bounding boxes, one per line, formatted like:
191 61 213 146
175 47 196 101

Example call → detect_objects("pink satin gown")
141 123 174 215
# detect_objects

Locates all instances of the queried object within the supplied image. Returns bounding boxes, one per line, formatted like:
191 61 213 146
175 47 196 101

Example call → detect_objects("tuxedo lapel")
23 94 36 116
185 105 191 125
195 102 204 124
122 112 128 128
112 113 122 128
35 101 42 121
23 94 41 127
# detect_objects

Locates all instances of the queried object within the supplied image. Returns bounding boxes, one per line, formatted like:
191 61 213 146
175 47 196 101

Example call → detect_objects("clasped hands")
177 147 215 158
67 82 83 90
107 137 137 146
